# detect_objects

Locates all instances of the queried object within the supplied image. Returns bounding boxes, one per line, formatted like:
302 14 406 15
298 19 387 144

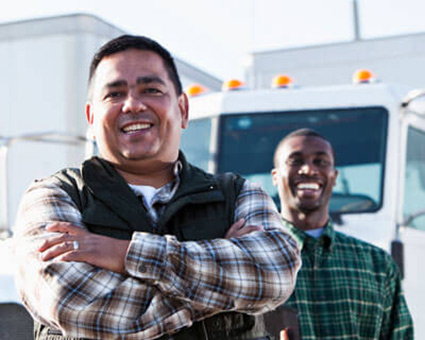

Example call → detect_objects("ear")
271 168 279 186
332 169 339 186
178 93 189 129
86 102 94 125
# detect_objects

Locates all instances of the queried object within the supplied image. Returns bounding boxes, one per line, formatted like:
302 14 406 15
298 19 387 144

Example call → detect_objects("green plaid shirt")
283 220 413 339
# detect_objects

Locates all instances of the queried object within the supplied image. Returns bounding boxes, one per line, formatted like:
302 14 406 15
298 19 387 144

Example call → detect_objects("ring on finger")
72 240 79 250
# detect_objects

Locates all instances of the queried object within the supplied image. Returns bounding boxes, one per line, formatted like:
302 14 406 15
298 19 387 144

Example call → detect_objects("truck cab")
181 81 425 338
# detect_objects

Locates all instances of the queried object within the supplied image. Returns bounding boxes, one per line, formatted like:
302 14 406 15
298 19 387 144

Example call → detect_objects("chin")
121 149 157 160
123 155 150 161
297 202 321 213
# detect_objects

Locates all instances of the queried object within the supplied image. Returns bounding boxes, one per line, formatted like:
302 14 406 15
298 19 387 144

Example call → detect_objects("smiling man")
271 128 413 339
13 35 300 340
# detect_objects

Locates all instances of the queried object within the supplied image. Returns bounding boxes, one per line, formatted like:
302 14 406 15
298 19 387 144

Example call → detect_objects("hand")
225 218 264 239
39 222 130 274
280 328 290 340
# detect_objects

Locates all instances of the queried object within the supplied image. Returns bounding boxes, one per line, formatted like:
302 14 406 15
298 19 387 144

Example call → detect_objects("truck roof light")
185 84 207 97
272 74 294 88
352 69 376 84
222 79 246 91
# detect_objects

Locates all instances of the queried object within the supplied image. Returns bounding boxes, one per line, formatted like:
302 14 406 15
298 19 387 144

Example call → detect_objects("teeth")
297 183 320 190
122 123 151 133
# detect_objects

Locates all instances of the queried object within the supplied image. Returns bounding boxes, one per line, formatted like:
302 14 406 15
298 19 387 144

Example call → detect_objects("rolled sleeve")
125 232 167 282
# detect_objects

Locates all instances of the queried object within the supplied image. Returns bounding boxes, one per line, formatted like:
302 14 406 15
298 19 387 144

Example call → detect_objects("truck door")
399 116 425 336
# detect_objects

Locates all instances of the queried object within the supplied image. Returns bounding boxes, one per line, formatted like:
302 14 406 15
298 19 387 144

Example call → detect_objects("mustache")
118 113 157 125
294 174 323 181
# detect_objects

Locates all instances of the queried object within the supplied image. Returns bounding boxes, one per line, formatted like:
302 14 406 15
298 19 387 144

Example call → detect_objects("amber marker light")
222 79 246 91
185 84 208 97
272 74 295 88
353 69 376 84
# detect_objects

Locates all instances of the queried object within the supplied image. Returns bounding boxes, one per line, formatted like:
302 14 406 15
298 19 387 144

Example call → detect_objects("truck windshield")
217 107 388 214
182 107 388 215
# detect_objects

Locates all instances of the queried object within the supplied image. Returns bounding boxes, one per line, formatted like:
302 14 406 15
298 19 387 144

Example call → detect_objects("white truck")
1 75 424 338
181 77 425 338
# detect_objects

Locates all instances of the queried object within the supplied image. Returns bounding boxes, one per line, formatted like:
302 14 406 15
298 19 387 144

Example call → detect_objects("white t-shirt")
129 184 161 208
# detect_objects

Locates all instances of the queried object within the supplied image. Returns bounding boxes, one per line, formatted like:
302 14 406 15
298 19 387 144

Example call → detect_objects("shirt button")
138 265 147 273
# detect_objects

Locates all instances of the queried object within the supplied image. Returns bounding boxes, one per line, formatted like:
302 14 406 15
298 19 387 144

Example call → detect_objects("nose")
122 93 147 114
298 162 318 176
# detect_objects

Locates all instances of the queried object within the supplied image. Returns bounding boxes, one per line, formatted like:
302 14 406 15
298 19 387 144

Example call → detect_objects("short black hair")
273 128 336 167
87 34 183 98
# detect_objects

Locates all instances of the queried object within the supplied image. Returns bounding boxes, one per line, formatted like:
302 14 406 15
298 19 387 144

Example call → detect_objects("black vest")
35 155 272 340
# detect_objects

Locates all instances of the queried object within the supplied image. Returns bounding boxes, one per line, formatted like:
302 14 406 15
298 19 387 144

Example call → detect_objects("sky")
1 0 425 80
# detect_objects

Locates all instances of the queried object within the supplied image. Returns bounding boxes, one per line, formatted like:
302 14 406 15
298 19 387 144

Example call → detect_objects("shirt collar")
150 159 182 204
282 218 335 251
173 159 183 178
168 159 182 194
128 159 182 207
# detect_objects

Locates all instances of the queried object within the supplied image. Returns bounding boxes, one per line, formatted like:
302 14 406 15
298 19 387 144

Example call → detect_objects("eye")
286 158 303 166
143 87 163 95
314 158 330 167
105 91 124 100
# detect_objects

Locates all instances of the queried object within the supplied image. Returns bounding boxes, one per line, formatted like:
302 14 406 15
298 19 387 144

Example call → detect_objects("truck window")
403 127 425 230
181 118 212 172
217 107 388 215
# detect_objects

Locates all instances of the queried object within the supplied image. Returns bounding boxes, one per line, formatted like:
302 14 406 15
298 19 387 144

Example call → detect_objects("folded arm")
14 178 300 339
124 182 300 312
15 180 198 339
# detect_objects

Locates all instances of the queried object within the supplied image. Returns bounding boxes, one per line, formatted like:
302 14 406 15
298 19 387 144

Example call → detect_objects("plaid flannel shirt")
283 220 413 340
14 168 300 340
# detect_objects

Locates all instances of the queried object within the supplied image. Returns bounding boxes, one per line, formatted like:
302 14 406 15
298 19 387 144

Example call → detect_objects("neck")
281 207 328 231
114 159 176 188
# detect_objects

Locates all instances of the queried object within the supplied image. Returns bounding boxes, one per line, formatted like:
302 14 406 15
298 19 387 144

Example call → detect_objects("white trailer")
246 32 425 90
182 80 425 338
0 14 120 337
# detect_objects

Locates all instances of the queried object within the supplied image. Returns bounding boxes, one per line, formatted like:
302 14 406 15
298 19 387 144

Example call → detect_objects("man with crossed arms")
14 35 300 340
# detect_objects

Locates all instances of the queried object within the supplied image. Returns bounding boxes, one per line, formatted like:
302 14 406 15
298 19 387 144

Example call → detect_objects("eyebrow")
288 151 330 158
104 76 166 90
105 80 127 89
136 76 166 86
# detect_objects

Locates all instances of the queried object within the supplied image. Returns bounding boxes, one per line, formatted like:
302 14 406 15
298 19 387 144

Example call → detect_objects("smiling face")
272 135 338 218
86 48 188 175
